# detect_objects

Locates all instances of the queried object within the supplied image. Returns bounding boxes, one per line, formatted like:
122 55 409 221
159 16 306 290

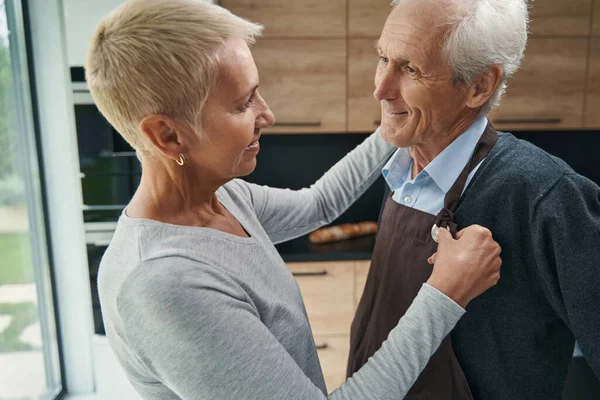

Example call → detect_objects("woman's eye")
239 97 254 112
405 65 416 74
379 56 389 64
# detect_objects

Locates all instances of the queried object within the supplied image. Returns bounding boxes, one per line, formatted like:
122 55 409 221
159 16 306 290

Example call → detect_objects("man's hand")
426 225 502 308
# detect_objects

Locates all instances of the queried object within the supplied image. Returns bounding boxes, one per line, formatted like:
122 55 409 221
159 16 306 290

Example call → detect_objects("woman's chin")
236 159 258 178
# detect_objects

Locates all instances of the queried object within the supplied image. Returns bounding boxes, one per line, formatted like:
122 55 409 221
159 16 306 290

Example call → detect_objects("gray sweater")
98 130 465 400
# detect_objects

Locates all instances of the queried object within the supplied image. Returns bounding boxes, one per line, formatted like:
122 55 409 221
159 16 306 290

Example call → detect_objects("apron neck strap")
435 123 498 235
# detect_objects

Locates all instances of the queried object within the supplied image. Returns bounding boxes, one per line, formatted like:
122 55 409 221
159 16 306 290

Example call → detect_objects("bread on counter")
308 222 378 244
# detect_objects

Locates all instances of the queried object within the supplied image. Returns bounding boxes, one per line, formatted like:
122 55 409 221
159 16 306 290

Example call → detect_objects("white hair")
86 0 263 155
391 0 529 114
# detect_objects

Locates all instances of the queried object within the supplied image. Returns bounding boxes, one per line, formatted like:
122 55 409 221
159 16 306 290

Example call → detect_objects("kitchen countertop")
275 234 375 263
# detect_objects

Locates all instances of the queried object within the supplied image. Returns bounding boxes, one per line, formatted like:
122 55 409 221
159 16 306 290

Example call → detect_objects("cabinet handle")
316 343 329 350
98 151 138 158
82 205 126 211
292 270 328 277
493 118 561 125
272 122 322 127
374 120 381 126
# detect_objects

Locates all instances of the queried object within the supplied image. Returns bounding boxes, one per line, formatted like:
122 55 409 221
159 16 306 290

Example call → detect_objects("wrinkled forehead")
378 3 451 63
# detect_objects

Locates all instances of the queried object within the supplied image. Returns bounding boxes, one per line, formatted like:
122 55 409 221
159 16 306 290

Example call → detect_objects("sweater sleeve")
230 129 397 244
531 172 600 377
117 257 465 400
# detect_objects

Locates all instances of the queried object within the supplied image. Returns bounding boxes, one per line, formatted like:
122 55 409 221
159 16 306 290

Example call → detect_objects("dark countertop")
275 234 376 262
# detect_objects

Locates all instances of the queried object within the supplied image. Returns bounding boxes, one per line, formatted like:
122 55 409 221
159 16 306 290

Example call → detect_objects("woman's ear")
139 115 183 160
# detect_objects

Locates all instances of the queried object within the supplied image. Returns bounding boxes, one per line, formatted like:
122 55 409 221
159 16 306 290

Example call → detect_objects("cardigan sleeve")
531 172 600 377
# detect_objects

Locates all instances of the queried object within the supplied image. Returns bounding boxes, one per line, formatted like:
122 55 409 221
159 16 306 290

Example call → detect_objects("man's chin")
379 124 412 148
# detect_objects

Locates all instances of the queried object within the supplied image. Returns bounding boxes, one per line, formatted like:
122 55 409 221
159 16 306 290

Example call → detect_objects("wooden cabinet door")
528 0 593 36
489 38 588 131
221 0 346 38
348 39 381 132
348 0 391 38
314 335 350 392
585 38 600 128
348 1 594 38
593 0 600 36
354 260 370 309
252 40 346 134
288 262 355 335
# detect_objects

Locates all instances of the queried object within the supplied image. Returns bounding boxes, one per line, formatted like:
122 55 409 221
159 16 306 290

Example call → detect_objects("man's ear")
139 115 183 160
466 64 504 109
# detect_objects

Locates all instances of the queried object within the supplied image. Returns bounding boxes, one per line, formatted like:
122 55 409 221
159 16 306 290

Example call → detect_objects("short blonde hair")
85 0 263 155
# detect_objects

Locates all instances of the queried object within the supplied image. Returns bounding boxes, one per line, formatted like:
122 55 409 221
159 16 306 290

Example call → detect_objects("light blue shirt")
382 116 488 216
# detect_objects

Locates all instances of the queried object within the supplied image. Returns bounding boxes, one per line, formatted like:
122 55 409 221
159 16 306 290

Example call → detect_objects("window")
0 0 62 398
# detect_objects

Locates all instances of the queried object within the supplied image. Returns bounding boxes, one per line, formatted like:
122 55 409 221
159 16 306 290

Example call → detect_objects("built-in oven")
71 67 140 225
72 67 139 334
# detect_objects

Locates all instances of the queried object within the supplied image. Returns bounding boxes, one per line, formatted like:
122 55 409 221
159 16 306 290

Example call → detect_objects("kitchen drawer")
489 38 588 131
594 1 600 36
252 39 346 134
348 0 391 38
348 0 592 38
221 0 346 38
288 261 354 335
354 260 370 309
348 39 381 132
314 335 350 392
528 0 593 36
585 38 600 128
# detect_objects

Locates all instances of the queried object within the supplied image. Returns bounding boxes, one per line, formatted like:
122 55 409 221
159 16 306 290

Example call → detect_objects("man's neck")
409 115 479 178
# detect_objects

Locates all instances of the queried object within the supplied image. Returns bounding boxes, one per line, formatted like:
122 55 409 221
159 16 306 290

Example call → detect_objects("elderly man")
347 0 600 399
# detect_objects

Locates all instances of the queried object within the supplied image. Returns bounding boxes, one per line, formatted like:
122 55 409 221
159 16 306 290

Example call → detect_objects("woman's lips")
246 140 260 151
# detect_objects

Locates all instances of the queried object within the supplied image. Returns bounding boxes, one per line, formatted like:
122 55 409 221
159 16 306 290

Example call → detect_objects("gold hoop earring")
176 153 186 166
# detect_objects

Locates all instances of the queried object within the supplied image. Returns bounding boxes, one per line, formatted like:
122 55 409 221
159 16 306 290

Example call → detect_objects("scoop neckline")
119 194 256 245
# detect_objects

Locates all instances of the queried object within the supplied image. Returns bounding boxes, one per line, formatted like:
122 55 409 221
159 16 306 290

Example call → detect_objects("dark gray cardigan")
449 132 600 399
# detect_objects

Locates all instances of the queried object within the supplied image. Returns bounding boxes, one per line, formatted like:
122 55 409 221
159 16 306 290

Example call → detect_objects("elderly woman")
91 1 501 399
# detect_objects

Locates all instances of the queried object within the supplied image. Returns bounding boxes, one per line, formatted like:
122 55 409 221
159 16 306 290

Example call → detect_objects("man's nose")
373 69 397 101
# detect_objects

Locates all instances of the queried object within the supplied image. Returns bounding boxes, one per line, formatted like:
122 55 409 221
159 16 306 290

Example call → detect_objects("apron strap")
435 123 498 235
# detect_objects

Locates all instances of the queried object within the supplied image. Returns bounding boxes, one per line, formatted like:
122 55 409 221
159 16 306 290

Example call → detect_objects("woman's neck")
126 158 227 228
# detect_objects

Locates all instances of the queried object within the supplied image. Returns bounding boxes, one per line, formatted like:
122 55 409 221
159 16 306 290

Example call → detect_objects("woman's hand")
426 225 502 308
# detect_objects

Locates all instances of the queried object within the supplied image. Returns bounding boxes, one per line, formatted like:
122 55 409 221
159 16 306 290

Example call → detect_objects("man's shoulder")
480 132 573 192
494 132 573 176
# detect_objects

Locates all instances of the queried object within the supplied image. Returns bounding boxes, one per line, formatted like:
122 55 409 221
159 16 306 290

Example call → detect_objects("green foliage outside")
0 303 38 352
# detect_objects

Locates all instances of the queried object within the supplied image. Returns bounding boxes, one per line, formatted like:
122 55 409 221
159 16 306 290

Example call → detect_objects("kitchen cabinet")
347 0 593 38
348 0 391 38
287 260 372 391
593 0 600 36
288 261 355 335
348 39 382 132
220 0 346 38
528 0 593 36
354 260 370 309
314 335 350 392
489 38 588 131
252 40 346 134
585 38 600 128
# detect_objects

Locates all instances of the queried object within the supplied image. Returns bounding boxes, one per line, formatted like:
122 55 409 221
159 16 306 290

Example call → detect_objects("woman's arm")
229 129 398 244
118 257 464 400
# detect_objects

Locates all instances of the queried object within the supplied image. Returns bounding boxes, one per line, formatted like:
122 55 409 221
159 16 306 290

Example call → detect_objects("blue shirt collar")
382 116 488 193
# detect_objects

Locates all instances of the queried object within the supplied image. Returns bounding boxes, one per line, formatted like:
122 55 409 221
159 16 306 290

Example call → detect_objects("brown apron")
347 124 497 399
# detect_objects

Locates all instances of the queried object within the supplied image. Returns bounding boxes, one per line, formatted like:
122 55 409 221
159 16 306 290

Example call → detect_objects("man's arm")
531 172 600 377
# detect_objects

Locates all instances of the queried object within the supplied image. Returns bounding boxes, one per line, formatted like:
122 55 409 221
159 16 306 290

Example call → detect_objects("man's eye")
379 56 389 64
405 65 416 74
